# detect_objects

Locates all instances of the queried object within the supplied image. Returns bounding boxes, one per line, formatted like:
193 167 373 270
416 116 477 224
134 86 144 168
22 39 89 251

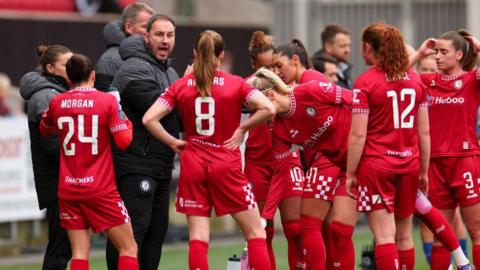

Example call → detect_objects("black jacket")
112 35 180 180
19 72 68 209
312 49 353 89
95 20 127 92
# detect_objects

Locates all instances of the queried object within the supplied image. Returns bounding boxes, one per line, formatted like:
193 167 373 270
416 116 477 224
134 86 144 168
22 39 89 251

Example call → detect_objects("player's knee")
243 225 267 240
395 232 414 249
117 240 138 257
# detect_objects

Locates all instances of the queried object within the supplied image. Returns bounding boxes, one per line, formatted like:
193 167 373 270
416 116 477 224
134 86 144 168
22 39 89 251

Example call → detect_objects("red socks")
473 245 480 268
265 224 276 270
119 256 139 270
300 215 325 270
70 259 89 270
189 240 209 270
329 221 355 270
417 207 460 252
431 245 450 270
398 248 415 270
247 238 272 270
375 243 399 270
323 223 334 270
283 220 304 269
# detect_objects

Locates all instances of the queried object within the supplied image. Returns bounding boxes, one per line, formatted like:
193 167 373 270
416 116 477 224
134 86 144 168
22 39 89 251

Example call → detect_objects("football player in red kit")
250 67 352 270
142 30 276 270
40 54 137 270
245 31 305 270
270 38 354 270
346 22 430 270
411 29 480 270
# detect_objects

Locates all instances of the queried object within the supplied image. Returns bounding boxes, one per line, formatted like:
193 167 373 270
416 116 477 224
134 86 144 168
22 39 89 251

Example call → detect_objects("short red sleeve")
108 97 129 133
156 83 177 111
240 79 260 105
352 78 369 114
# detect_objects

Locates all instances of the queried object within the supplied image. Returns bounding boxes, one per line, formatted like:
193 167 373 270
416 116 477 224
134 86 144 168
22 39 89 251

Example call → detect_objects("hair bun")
36 45 49 57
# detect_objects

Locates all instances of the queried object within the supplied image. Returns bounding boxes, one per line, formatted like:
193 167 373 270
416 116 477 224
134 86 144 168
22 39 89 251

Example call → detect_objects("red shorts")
59 190 130 233
428 156 480 209
356 164 418 218
245 155 304 202
303 156 342 201
176 150 256 217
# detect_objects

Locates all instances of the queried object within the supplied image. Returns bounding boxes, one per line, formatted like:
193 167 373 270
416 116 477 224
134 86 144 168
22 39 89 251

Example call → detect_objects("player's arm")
346 113 368 199
224 91 276 149
39 101 56 137
112 118 133 150
417 105 430 193
408 38 437 68
143 99 185 153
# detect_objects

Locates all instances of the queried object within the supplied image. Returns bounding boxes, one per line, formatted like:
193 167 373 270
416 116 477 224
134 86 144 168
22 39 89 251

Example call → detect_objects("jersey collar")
280 91 296 118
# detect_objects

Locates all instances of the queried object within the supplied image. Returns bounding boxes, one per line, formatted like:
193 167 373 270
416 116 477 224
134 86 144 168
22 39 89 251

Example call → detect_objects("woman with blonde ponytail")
244 31 306 270
143 30 275 270
250 67 353 270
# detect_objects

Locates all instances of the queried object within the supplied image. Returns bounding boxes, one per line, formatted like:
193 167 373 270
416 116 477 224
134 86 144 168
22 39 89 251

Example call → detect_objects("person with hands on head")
411 29 480 270
143 30 275 270
39 53 136 270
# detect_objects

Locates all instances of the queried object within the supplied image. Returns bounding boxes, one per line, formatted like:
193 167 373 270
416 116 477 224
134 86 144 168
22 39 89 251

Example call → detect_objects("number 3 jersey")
353 67 427 173
420 69 480 158
157 70 260 163
41 87 130 200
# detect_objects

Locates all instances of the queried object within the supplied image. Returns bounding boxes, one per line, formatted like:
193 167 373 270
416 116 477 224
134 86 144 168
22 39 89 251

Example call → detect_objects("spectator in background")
312 23 353 89
19 44 73 270
0 73 12 116
108 14 179 270
311 53 339 83
95 2 154 94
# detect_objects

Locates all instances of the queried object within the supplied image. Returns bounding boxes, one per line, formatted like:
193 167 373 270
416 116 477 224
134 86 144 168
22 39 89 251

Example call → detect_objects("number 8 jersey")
353 67 427 173
157 70 260 163
41 87 131 200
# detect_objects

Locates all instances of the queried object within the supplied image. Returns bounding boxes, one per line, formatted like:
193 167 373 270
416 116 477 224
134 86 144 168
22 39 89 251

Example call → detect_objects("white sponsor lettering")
61 99 94 108
386 149 413 158
65 176 94 184
304 116 333 147
433 96 464 104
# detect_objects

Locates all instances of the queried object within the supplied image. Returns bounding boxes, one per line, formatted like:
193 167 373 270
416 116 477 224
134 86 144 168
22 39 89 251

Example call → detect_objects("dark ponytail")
36 44 71 74
66 53 94 84
274 38 312 69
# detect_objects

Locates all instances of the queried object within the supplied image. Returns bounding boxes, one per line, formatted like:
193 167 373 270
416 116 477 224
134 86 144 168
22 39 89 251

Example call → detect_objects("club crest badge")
139 179 151 192
454 79 463 89
305 106 316 117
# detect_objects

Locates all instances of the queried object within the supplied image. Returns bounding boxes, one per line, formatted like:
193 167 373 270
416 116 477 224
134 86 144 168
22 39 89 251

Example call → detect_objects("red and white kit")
353 68 427 217
41 87 132 232
421 69 480 208
158 70 262 216
262 80 352 219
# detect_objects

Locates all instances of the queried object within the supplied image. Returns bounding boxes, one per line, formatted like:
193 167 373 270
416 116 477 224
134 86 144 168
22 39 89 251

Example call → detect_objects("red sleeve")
240 79 261 105
351 78 369 114
108 97 132 150
156 83 177 111
39 99 56 136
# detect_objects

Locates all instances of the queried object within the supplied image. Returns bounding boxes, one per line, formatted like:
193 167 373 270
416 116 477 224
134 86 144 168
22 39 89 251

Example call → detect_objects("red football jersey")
299 68 329 84
42 87 129 200
272 80 352 169
353 67 427 173
158 70 260 163
421 69 480 157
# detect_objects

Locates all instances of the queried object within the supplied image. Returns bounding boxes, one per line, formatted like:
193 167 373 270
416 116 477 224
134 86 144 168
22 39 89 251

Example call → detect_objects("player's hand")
418 38 437 57
346 173 358 199
465 35 480 54
224 127 246 150
170 139 186 154
418 173 429 195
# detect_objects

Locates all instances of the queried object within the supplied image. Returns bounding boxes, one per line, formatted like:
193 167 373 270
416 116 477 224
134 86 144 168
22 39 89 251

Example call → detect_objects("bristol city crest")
454 79 463 89
305 106 316 117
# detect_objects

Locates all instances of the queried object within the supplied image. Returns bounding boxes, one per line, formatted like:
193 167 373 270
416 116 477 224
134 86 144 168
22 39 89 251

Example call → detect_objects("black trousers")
106 174 171 270
42 200 71 270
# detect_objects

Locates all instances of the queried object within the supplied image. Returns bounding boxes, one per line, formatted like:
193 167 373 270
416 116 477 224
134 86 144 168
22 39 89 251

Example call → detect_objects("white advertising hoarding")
0 116 44 222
